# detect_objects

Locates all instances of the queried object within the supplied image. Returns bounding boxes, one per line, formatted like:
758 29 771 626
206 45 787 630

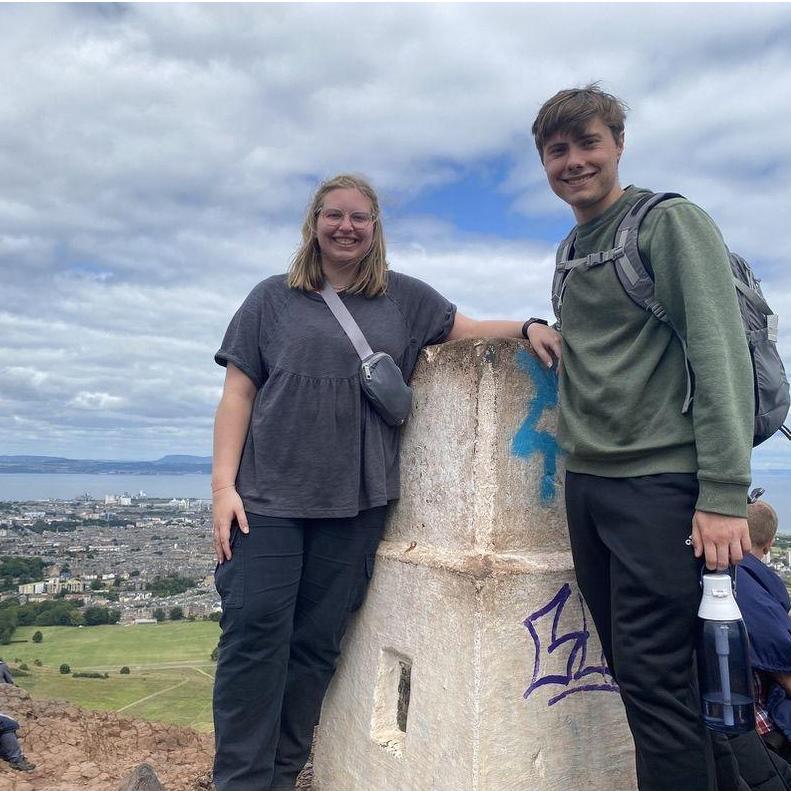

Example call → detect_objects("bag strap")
319 281 374 361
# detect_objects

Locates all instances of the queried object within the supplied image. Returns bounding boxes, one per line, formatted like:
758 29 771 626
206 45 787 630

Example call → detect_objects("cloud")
1 3 790 461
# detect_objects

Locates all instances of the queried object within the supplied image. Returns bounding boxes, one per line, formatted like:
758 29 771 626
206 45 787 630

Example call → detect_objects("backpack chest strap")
555 246 625 273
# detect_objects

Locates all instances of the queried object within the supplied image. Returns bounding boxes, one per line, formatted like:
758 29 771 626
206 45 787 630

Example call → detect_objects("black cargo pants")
212 506 387 791
565 472 723 791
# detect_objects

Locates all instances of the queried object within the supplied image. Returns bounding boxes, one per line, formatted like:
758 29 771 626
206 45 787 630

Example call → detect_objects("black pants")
565 472 720 791
212 506 387 791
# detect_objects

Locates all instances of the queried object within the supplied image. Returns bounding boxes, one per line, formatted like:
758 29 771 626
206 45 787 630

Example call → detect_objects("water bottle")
696 571 755 733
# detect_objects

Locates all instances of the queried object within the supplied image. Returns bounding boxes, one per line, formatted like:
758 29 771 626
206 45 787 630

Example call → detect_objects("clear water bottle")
696 572 755 733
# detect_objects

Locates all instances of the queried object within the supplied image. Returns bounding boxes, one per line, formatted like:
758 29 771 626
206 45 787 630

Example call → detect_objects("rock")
117 763 165 791
80 762 101 779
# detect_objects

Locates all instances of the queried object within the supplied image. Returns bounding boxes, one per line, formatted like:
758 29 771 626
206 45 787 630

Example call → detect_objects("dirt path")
116 678 189 712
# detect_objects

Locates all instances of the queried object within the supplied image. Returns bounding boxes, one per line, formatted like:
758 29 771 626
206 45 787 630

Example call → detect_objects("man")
526 85 754 791
737 500 791 760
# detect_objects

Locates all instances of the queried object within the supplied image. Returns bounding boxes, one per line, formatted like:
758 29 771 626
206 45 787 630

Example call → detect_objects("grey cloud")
2 3 790 459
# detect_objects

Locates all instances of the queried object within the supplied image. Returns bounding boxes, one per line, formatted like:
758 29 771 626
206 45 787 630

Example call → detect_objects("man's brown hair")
532 83 628 161
747 500 779 549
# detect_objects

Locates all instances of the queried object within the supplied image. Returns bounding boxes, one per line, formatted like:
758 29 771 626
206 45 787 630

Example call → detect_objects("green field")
3 622 221 731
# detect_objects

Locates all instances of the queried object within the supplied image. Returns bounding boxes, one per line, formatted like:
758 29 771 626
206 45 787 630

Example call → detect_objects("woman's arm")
212 363 257 563
446 312 561 368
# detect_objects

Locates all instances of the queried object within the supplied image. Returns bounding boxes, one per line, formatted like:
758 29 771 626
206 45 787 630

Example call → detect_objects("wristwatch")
521 318 549 339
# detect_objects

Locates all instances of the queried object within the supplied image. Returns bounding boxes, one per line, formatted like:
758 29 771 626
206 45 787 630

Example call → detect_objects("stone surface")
312 338 637 791
117 763 165 791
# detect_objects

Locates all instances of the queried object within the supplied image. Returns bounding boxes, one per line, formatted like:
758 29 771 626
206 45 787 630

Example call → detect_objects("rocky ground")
0 684 213 791
0 684 315 791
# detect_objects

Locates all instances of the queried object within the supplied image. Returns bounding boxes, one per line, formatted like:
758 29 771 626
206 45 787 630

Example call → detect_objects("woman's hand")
212 486 249 563
527 323 562 368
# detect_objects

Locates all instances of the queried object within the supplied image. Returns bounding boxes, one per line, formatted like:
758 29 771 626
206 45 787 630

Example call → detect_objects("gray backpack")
551 191 790 446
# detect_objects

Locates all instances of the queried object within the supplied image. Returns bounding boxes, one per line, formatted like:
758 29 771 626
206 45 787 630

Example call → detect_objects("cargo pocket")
348 552 377 613
214 526 246 610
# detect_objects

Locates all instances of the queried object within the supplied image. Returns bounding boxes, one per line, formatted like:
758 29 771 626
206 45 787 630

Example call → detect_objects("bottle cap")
698 573 743 621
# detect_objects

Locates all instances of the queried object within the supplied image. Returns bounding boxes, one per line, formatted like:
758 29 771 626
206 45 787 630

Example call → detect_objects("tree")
84 606 108 626
0 608 18 644
153 608 166 623
169 606 184 621
147 574 196 597
83 606 121 626
89 579 104 591
207 611 221 622
59 663 71 674
119 666 130 675
32 630 43 643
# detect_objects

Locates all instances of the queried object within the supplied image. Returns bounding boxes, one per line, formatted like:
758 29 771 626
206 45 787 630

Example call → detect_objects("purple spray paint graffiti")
511 348 559 504
523 583 619 706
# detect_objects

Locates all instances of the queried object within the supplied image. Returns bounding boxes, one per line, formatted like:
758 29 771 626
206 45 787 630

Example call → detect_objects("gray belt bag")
319 281 413 427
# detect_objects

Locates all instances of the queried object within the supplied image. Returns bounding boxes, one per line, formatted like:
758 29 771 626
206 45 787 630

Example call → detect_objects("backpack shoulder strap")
552 226 626 323
551 226 578 324
613 191 683 318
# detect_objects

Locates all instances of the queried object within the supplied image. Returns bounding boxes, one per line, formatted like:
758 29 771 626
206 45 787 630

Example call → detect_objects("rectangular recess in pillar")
370 648 412 757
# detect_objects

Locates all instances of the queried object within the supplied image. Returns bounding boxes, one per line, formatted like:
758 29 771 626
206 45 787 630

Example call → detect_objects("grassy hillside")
3 622 220 731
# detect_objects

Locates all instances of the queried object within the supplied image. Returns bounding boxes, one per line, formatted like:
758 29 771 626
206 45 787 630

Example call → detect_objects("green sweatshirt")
557 186 753 517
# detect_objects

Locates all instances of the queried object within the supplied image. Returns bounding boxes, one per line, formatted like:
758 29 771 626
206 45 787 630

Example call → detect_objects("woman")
211 173 560 791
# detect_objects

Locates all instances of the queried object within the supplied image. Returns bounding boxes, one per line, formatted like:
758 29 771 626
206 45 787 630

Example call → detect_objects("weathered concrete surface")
312 338 636 791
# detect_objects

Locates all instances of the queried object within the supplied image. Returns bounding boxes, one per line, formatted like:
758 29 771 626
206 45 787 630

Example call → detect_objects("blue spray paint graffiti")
523 583 618 706
511 349 559 503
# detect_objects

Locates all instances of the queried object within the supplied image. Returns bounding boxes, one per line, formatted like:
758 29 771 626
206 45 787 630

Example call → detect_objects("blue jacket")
736 553 791 740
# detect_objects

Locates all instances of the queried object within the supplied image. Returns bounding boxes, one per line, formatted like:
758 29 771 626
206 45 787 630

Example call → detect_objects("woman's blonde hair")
287 174 388 297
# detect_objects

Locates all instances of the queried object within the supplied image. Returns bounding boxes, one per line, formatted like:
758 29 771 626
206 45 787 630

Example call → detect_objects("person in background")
738 499 791 761
0 713 35 772
210 172 561 791
0 660 13 685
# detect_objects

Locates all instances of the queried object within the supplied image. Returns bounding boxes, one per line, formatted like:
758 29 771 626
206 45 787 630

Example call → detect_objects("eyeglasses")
316 207 376 228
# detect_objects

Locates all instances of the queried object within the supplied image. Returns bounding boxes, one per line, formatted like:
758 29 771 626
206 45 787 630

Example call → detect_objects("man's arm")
648 202 754 569
447 313 562 368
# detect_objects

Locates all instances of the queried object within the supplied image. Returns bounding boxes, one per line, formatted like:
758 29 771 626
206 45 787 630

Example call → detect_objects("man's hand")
527 323 562 368
691 510 751 571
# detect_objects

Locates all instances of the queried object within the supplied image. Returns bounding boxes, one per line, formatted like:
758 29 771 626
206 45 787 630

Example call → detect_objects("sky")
2 3 791 471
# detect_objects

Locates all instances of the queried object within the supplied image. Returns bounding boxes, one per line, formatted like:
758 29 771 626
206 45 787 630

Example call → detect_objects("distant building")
18 581 46 595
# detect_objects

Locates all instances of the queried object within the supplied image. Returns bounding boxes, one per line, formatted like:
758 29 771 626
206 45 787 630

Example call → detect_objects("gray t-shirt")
215 271 456 518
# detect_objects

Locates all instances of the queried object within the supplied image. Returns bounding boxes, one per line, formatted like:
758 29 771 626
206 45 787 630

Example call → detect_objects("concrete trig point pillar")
313 338 636 791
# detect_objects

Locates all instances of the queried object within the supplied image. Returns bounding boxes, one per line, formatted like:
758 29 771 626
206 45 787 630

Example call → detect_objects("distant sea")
0 473 212 502
0 471 789 534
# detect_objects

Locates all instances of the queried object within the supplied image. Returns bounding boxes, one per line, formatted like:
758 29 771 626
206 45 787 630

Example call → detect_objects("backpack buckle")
584 247 624 269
